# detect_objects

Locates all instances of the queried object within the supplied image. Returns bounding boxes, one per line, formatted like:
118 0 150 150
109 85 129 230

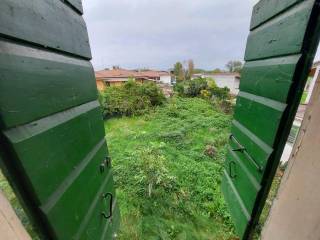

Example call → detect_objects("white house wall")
205 75 239 95
160 75 172 85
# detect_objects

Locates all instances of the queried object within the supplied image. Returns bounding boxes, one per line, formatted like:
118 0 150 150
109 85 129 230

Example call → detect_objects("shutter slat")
250 0 303 30
0 0 91 59
224 149 261 214
245 1 313 61
222 171 250 238
4 106 104 204
240 55 300 102
234 92 286 146
0 40 97 129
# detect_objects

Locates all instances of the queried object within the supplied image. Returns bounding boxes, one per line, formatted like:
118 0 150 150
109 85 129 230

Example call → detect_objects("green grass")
301 91 308 104
106 97 238 239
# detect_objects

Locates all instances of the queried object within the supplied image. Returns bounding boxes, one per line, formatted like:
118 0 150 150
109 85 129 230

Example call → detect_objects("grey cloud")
82 0 260 70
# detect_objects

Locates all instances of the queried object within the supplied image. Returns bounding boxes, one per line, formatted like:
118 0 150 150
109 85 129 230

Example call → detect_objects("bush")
173 78 235 114
210 86 231 100
100 80 166 118
175 78 208 97
133 146 178 198
174 77 232 101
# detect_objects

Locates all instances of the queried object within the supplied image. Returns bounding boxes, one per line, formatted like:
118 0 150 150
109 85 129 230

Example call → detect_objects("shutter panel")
222 0 320 238
0 0 120 239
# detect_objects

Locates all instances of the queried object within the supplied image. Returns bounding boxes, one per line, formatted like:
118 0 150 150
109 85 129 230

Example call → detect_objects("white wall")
205 74 240 95
160 75 172 85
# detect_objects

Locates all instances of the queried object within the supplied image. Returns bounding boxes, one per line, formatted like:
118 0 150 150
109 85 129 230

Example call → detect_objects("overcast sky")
83 0 319 71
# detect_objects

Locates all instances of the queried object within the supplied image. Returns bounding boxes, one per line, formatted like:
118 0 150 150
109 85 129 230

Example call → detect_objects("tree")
212 68 222 73
186 59 195 80
193 68 206 74
226 60 243 73
173 62 185 82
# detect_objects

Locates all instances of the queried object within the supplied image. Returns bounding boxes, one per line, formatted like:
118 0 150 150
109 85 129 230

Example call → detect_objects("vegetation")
186 60 195 81
301 91 308 104
107 97 238 239
173 60 243 80
193 68 222 74
173 60 195 81
174 78 234 114
173 62 186 82
225 61 243 73
99 80 166 118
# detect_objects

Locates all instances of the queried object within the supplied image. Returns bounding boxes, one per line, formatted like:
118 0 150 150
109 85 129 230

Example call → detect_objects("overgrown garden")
99 78 239 239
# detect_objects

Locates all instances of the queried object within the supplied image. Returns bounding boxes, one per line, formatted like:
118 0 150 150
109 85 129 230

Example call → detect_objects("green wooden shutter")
222 0 320 238
0 0 120 239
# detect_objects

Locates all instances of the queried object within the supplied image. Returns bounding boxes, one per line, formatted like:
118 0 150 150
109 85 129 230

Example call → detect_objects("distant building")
192 72 241 95
95 68 174 91
134 70 173 85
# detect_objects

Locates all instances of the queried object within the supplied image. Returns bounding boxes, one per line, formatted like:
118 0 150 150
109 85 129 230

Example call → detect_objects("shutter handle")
229 134 263 172
229 161 237 179
100 156 112 173
101 193 113 219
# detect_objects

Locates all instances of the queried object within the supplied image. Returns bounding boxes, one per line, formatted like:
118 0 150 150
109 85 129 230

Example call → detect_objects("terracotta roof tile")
95 69 171 79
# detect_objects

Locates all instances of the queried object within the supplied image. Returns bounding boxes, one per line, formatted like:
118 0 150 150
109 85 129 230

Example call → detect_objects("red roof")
95 69 138 79
95 68 170 79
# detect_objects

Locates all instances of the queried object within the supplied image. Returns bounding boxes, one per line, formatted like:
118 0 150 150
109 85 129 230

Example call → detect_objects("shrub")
174 77 232 102
100 80 166 118
200 89 211 99
184 78 208 97
210 86 231 100
173 78 235 114
133 147 178 198
173 83 185 96
175 78 208 97
212 99 234 114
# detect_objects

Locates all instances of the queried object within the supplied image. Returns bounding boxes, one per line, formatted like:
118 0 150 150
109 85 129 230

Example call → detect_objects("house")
95 68 150 90
138 70 173 85
192 72 240 95
95 67 174 91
